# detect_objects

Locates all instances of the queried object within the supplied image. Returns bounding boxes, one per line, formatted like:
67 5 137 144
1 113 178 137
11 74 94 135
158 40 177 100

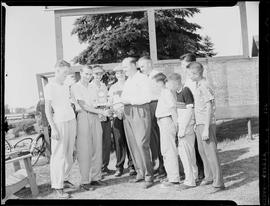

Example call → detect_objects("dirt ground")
5 133 259 205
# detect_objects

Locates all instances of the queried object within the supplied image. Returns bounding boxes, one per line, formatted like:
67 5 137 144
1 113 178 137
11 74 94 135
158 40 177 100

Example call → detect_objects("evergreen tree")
71 9 216 64
200 35 217 57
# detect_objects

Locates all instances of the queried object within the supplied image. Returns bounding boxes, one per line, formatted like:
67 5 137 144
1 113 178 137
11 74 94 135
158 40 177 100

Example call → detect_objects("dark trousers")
123 104 153 182
149 101 165 173
112 117 134 171
101 119 112 170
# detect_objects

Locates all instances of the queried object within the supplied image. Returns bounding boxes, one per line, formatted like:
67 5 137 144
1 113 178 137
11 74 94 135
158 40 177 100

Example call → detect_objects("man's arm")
77 100 110 116
45 100 60 140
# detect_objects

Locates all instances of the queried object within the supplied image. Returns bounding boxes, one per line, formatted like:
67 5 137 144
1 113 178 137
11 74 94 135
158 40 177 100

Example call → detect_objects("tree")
71 9 216 64
199 35 217 57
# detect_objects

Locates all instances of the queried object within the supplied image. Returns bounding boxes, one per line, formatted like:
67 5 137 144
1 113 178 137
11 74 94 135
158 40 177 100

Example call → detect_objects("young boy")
176 77 198 190
155 72 180 188
44 60 76 198
187 61 225 192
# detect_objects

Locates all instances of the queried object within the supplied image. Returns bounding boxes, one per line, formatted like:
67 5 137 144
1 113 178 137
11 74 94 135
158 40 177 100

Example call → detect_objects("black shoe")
114 169 123 177
129 168 137 176
63 180 76 189
80 183 94 191
102 167 114 175
90 180 108 186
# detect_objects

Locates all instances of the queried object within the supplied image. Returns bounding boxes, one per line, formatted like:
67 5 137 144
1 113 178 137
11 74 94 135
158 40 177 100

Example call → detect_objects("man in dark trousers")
137 56 166 179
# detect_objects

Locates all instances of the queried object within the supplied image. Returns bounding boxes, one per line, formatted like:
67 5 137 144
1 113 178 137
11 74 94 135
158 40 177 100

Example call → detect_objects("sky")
4 3 259 109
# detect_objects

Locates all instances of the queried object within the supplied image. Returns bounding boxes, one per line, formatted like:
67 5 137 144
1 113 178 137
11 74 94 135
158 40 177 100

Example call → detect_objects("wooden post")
238 2 250 58
36 74 44 100
247 118 253 140
23 157 39 197
147 9 158 62
54 12 64 61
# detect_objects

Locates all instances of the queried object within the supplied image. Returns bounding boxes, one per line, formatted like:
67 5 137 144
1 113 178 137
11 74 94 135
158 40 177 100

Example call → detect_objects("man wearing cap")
89 65 113 176
107 65 136 177
120 57 154 189
137 56 166 179
71 65 111 189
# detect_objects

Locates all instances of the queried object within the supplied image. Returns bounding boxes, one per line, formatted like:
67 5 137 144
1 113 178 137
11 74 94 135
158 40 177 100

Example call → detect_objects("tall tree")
199 35 217 57
71 9 215 64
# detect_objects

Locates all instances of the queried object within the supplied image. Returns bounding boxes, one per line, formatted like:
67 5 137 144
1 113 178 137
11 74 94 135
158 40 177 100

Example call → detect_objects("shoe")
63 180 76 189
160 178 168 183
177 184 196 190
55 189 70 199
143 181 154 189
114 169 123 177
211 185 226 193
102 167 114 175
160 181 179 189
129 178 144 183
155 173 167 181
80 183 94 191
200 179 213 186
129 168 137 176
90 180 108 186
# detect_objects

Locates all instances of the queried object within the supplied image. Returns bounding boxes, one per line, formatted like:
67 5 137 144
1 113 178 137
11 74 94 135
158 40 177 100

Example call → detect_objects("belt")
157 115 172 120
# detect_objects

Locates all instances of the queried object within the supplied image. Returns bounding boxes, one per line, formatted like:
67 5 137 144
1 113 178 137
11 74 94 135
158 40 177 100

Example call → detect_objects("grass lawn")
4 118 259 205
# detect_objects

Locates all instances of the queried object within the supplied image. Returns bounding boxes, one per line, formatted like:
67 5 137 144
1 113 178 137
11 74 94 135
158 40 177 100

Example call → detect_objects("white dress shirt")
121 71 152 105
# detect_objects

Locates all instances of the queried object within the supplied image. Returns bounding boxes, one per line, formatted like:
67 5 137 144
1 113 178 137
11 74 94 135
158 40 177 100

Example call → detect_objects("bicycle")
5 130 49 166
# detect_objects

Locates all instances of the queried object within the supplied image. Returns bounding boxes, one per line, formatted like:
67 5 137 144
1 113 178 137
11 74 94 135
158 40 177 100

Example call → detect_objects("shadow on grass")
222 155 259 190
216 117 259 143
219 147 250 164
14 183 53 198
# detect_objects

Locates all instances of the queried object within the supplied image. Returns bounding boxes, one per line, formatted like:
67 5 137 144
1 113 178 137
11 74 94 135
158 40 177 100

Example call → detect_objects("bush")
10 118 37 137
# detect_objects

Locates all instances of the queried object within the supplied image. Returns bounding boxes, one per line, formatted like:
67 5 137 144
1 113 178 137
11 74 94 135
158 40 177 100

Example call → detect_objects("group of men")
43 53 225 199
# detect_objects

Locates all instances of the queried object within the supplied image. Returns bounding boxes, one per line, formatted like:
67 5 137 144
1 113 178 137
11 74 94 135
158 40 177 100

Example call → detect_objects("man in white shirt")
121 57 154 189
71 65 111 190
137 56 166 179
107 65 136 177
180 53 204 181
44 60 76 198
88 65 113 176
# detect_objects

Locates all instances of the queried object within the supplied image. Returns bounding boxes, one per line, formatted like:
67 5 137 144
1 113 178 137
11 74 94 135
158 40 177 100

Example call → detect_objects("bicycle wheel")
31 134 46 166
5 140 12 154
14 137 33 151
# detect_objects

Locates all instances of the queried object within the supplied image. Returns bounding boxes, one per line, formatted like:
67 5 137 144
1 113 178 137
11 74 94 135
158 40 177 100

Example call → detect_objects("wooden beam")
53 6 193 17
36 74 44 100
238 2 249 58
147 9 158 62
54 12 64 61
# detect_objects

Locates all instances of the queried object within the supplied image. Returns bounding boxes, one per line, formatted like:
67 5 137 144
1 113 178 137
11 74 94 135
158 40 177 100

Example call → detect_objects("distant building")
251 35 259 57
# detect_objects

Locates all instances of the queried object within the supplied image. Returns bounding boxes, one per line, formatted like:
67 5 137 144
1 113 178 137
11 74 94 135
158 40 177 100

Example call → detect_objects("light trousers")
178 124 198 186
123 104 153 182
195 124 224 187
76 111 103 184
50 118 76 189
158 117 180 183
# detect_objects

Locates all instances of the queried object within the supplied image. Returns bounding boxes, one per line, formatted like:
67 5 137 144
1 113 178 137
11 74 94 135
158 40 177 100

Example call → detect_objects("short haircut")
187 62 204 76
54 59 70 68
80 65 92 72
179 53 196 62
152 72 167 84
167 73 182 82
92 65 103 69
139 56 151 61
124 57 137 65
